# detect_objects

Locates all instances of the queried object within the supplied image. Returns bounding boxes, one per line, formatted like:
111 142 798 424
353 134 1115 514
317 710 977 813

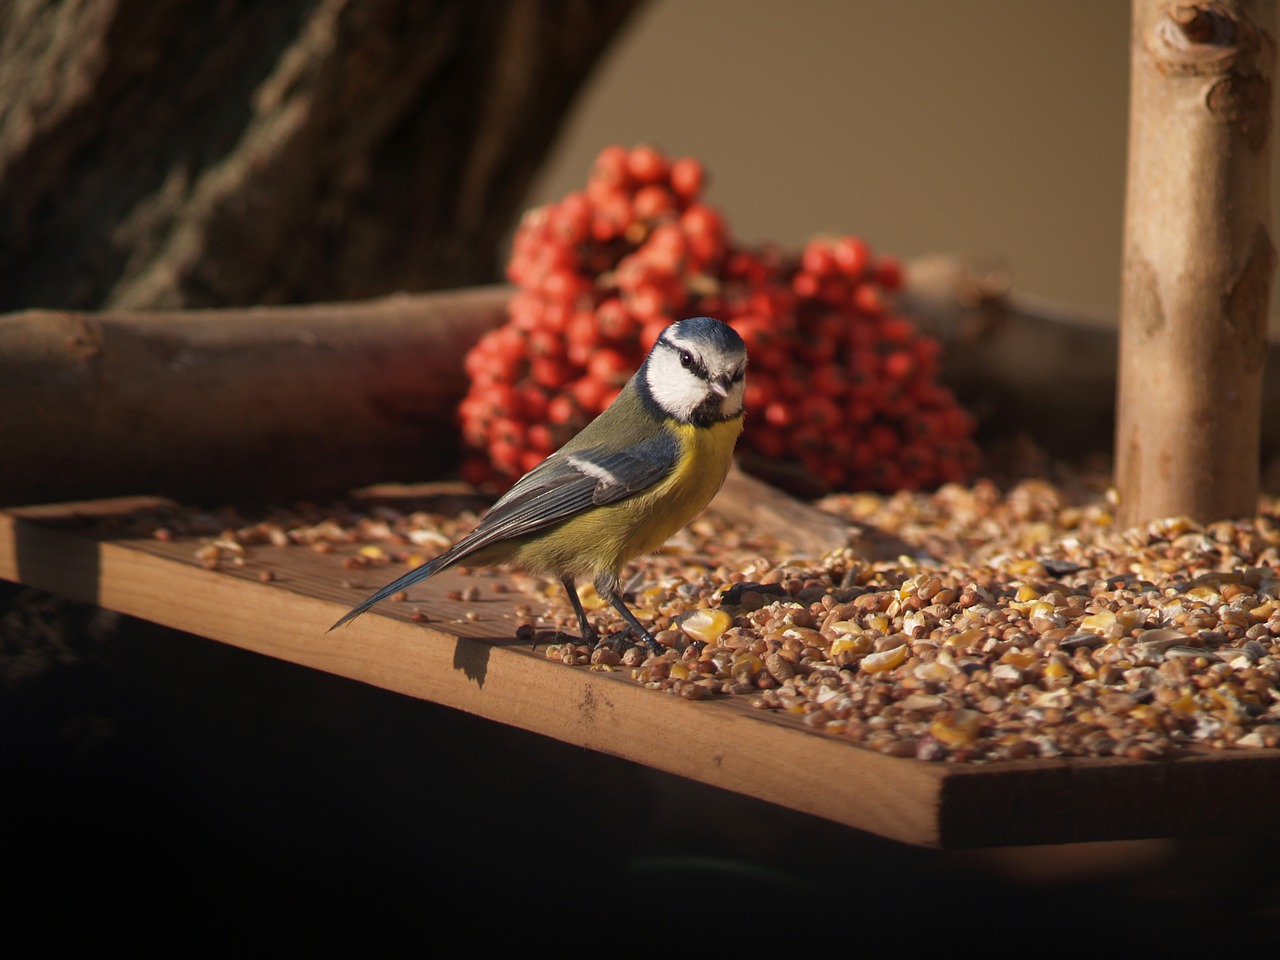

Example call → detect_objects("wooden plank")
5 498 1280 849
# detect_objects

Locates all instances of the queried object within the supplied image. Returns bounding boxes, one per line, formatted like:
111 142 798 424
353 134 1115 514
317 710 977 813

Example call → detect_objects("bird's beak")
711 377 731 398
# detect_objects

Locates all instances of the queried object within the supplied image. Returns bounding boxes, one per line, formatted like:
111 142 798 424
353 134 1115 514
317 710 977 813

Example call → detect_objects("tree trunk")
1115 0 1276 526
0 0 644 312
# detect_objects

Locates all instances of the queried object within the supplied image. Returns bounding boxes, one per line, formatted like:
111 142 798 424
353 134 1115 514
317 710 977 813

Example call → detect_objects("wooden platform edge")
0 505 951 847
6 501 1280 851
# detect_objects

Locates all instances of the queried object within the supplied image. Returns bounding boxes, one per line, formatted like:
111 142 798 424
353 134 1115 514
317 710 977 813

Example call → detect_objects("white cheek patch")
644 351 708 421
721 378 746 418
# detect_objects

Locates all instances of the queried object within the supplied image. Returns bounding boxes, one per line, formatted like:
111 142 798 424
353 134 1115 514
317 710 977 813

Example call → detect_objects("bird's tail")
327 541 469 632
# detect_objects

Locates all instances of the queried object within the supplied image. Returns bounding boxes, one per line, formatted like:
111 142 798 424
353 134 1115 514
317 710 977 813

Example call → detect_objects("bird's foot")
589 629 664 657
632 629 665 656
555 628 598 649
593 630 632 655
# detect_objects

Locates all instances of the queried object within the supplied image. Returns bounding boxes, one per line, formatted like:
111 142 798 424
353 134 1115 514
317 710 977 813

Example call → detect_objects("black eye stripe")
658 334 743 385
666 340 708 379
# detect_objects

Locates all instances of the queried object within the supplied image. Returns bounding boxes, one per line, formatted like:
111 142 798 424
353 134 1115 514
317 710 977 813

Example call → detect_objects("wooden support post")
1116 0 1277 526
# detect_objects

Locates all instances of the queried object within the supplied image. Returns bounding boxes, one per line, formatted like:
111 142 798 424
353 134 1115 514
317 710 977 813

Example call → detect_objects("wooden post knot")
1170 5 1234 46
1151 2 1271 77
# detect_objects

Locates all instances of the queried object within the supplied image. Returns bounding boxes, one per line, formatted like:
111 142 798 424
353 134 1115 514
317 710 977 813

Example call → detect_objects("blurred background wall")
6 0 1274 328
528 0 1267 327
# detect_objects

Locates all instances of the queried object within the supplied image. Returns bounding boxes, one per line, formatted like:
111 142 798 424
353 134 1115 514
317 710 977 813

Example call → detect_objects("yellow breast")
513 415 743 580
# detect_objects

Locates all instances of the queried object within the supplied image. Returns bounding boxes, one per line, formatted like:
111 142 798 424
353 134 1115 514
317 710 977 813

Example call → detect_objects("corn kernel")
576 582 608 610
860 644 907 673
1186 585 1222 604
1007 558 1047 578
930 709 982 745
1081 610 1116 632
1042 658 1073 680
678 608 732 644
731 652 764 679
944 627 988 650
1000 649 1038 669
831 634 871 657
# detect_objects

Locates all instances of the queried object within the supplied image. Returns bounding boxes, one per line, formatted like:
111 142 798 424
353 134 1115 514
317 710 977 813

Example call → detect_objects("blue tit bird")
329 315 748 651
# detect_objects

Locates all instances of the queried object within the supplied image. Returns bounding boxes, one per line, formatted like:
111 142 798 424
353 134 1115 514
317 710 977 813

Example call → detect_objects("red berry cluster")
460 145 979 493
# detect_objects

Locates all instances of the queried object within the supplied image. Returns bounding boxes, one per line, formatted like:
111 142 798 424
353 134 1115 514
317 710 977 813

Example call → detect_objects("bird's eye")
680 351 694 368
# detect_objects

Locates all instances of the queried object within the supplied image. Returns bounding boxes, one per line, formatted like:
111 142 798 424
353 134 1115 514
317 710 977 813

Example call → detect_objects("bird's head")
641 316 748 426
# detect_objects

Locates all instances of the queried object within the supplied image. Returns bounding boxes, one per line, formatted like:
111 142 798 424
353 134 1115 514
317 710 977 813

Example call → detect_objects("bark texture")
1115 0 1277 525
0 0 643 312
0 287 511 504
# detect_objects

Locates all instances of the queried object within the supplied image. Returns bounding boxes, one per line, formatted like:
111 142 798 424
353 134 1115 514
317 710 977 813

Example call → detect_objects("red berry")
591 145 631 190
591 189 632 242
792 272 819 299
852 282 885 316
540 267 591 306
764 401 792 428
571 375 608 412
515 385 549 421
596 297 638 341
832 236 871 278
549 192 592 247
640 318 669 351
627 281 679 321
471 146 978 493
643 222 689 272
680 204 728 264
801 241 836 277
526 422 555 454
547 394 579 425
588 348 632 385
669 156 704 200
626 144 668 183
531 356 572 389
566 309 601 348
874 255 903 290
882 350 915 380
519 448 545 474
632 184 678 222
526 326 563 359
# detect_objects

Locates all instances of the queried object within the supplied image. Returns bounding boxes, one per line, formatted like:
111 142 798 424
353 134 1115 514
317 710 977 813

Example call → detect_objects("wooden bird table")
4 493 1279 851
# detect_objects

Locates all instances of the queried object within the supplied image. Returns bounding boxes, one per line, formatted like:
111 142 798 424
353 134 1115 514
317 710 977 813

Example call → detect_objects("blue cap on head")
668 316 745 354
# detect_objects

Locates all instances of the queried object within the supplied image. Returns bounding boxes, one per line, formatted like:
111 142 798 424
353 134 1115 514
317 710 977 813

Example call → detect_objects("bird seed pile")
171 468 1280 764
534 473 1280 763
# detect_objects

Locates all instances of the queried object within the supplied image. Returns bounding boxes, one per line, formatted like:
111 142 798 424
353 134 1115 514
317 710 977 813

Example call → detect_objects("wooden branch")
709 466 855 557
0 286 509 505
1114 0 1276 525
9 252 1280 511
901 255 1120 457
904 252 1280 467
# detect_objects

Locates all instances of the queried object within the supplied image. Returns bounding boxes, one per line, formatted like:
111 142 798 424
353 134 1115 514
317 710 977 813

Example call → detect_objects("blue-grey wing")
328 430 680 631
459 428 681 549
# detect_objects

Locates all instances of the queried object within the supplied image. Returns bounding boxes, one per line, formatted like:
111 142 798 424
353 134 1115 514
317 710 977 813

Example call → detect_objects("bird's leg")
608 595 664 654
560 576 600 647
595 571 663 654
